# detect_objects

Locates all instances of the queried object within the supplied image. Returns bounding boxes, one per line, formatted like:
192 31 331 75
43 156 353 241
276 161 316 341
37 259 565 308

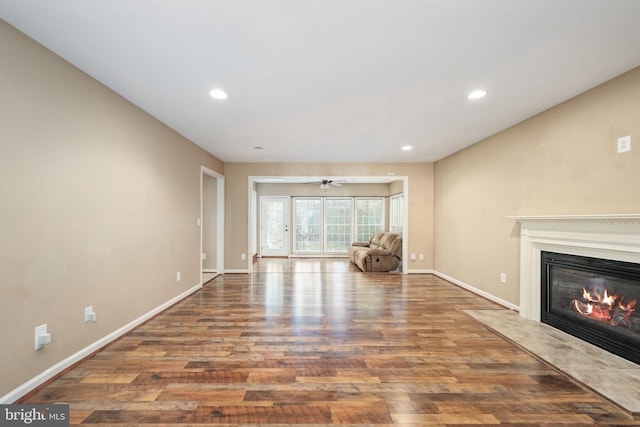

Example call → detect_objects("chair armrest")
350 242 370 247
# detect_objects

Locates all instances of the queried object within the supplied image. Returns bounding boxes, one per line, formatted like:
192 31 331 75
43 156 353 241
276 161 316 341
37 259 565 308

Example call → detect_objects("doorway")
248 176 408 274
260 196 290 257
201 166 225 282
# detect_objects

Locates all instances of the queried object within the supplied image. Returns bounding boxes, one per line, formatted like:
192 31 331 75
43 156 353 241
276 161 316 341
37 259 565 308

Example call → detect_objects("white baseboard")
202 269 217 273
288 254 349 258
407 269 434 274
0 283 203 404
224 269 249 273
433 271 519 311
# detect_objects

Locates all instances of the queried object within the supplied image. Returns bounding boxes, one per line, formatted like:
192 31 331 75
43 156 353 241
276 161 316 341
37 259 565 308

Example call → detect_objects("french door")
260 196 290 257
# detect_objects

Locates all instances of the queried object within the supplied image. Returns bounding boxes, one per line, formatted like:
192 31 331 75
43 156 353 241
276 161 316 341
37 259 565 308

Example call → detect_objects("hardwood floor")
22 259 640 425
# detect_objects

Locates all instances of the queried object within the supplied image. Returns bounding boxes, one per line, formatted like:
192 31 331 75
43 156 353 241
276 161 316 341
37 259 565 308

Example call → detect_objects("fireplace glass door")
541 251 640 364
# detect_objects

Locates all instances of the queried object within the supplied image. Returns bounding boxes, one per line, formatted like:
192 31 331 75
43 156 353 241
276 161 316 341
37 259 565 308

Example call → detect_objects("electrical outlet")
419 254 424 261
500 273 507 284
35 324 51 350
410 253 416 261
176 271 181 282
202 253 207 260
241 253 246 261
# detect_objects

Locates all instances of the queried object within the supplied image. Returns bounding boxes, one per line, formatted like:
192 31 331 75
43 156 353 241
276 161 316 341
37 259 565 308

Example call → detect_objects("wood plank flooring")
22 259 640 425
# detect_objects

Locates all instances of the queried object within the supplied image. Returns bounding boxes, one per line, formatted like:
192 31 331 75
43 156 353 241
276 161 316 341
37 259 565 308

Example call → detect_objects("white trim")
0 283 202 404
433 271 519 311
216 175 225 276
506 214 640 221
200 166 225 289
202 269 218 273
247 178 254 273
224 269 249 274
289 254 348 258
251 190 258 259
401 178 408 275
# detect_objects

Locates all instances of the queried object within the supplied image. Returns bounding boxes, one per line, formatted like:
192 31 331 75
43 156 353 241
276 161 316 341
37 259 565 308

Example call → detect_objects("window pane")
325 198 353 252
390 194 403 234
294 198 322 252
355 198 384 241
264 199 284 250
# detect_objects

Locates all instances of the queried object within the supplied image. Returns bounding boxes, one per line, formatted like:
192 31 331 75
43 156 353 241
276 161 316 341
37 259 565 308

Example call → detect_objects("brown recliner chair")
348 231 402 272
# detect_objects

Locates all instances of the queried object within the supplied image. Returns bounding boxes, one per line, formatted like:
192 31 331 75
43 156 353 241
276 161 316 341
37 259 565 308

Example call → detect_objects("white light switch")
85 306 97 322
618 135 631 153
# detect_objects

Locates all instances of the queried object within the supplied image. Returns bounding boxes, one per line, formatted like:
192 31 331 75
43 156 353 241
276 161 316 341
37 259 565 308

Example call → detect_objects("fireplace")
506 215 640 413
508 214 640 355
541 251 640 364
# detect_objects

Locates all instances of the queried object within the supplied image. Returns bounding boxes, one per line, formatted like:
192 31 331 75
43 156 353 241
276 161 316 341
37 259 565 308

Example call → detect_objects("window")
325 198 353 252
293 198 322 252
293 196 386 254
389 193 403 234
355 198 384 242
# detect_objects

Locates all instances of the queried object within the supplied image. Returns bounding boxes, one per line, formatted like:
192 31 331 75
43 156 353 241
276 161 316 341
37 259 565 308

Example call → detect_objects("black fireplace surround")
541 251 640 364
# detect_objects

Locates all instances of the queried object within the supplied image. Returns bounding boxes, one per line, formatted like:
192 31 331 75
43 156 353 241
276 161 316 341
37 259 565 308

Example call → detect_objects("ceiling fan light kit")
317 179 344 191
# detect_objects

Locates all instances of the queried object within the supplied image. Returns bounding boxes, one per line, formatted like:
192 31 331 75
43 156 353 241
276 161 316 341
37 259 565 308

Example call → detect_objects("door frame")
200 166 225 282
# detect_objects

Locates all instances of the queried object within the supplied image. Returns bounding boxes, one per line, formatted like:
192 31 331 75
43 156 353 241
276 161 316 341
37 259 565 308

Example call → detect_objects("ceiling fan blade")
331 182 342 186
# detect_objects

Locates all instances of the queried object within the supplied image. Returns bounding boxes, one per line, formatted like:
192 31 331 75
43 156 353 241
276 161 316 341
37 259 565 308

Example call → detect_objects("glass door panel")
260 197 289 256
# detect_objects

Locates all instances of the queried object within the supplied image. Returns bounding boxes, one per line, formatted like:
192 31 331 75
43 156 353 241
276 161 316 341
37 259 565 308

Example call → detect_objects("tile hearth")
466 309 640 415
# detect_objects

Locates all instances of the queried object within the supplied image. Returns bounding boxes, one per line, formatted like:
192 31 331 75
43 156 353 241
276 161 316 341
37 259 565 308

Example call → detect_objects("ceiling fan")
312 179 346 191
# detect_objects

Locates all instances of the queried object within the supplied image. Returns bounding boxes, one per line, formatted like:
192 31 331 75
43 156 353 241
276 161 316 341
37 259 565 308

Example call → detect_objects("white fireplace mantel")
507 214 640 321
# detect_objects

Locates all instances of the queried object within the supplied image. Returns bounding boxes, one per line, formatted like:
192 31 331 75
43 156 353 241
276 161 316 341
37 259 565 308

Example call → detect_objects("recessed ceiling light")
401 145 413 151
209 89 228 100
467 89 487 100
253 146 264 150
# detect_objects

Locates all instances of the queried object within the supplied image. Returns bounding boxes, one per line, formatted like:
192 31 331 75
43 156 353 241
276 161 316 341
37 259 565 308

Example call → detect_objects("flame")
582 287 617 306
618 298 637 312
572 299 592 315
601 289 617 306
573 287 636 327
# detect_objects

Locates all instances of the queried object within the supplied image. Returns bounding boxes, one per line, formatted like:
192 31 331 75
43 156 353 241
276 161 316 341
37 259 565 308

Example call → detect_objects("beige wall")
257 182 393 198
389 180 404 196
225 163 434 271
434 67 640 306
0 20 223 397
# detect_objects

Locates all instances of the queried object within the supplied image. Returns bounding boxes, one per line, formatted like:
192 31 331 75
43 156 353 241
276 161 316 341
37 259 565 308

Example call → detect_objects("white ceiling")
2 0 640 163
